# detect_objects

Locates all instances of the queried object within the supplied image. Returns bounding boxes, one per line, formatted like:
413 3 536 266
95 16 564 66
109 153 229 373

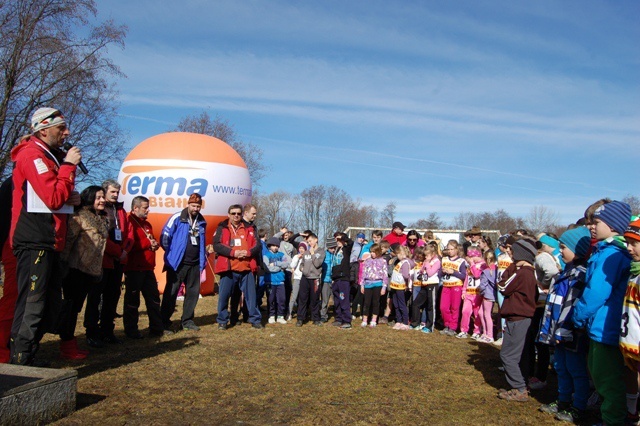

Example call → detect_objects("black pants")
362 287 382 320
528 307 550 382
11 249 63 365
423 285 438 329
351 284 364 317
84 262 123 338
297 276 321 322
410 285 438 327
124 270 163 334
59 268 92 341
161 263 200 328
411 286 428 327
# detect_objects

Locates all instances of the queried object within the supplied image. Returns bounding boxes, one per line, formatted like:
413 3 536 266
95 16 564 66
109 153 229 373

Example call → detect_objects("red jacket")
213 219 259 274
383 232 407 247
125 213 156 272
10 137 76 252
102 202 134 269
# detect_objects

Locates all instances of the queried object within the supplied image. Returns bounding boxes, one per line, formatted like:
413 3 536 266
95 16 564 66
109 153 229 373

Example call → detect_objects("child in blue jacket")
538 226 591 423
572 201 632 426
264 237 291 324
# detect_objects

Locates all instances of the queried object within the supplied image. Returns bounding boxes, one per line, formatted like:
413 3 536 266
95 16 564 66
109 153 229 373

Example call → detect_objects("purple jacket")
479 266 497 301
360 257 389 288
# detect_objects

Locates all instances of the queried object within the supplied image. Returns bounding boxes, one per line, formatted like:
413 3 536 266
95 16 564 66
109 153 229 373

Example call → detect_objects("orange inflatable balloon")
117 132 253 294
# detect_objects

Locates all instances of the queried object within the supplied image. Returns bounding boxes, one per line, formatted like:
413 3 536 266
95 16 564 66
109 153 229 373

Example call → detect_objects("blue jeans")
217 271 261 325
554 344 590 410
496 291 506 335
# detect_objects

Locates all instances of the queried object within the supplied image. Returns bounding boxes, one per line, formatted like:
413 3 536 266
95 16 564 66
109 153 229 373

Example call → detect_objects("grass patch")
10 294 599 425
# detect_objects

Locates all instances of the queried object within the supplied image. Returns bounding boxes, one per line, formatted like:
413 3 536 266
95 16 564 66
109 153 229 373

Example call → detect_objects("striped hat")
593 201 632 235
511 238 537 264
31 108 66 133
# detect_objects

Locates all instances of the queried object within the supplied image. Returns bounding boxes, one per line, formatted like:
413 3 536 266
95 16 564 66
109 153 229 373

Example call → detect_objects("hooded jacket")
572 238 631 345
330 236 353 281
10 136 77 252
300 246 325 279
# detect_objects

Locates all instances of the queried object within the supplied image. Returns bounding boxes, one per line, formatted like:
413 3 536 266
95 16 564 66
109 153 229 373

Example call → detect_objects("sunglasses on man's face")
229 212 242 216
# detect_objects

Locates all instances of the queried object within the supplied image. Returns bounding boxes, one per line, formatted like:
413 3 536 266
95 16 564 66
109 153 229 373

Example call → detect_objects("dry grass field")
4 292 603 425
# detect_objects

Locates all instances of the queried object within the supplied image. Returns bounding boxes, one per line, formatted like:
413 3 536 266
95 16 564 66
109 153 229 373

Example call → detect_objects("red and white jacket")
10 136 76 252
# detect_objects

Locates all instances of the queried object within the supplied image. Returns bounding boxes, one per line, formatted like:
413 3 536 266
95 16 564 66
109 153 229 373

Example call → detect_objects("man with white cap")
9 107 82 365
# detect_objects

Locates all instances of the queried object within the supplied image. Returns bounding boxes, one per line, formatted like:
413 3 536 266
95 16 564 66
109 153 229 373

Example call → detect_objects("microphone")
62 142 88 174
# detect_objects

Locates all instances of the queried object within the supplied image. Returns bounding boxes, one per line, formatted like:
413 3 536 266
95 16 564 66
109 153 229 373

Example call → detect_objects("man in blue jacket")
160 193 207 332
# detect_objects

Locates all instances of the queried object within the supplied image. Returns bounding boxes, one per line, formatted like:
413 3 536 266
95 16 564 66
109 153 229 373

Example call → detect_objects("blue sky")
95 0 639 226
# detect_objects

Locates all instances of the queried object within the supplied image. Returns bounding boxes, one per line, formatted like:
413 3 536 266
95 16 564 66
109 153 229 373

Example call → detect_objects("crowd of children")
263 199 639 425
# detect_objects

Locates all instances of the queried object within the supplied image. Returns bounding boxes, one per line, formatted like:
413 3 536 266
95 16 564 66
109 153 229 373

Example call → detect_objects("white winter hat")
31 107 66 133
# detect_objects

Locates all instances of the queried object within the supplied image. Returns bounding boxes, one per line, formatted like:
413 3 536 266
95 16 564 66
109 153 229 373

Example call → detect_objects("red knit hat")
624 217 640 242
187 193 202 205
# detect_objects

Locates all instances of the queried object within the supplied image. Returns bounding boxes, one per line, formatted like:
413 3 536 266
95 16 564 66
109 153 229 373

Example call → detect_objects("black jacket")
331 236 353 281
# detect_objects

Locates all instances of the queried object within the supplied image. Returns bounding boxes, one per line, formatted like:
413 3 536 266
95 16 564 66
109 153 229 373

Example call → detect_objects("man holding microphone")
9 107 82 365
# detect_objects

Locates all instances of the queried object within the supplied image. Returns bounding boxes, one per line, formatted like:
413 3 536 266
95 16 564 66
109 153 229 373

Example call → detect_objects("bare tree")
258 185 379 241
0 0 128 181
299 185 326 234
174 111 267 187
450 212 473 230
487 209 527 235
254 190 297 237
450 209 525 234
623 194 640 216
409 213 444 230
321 186 351 240
379 201 396 227
525 205 561 234
339 203 378 231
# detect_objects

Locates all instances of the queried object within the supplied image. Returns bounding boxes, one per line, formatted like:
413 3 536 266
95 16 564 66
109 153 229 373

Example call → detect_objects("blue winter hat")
593 200 632 235
538 234 559 250
559 227 591 259
356 233 365 239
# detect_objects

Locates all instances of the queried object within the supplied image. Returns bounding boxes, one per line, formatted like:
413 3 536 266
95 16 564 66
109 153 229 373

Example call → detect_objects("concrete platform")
0 363 77 425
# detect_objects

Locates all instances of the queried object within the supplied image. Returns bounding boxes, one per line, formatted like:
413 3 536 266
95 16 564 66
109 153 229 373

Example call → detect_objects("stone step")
0 363 77 425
